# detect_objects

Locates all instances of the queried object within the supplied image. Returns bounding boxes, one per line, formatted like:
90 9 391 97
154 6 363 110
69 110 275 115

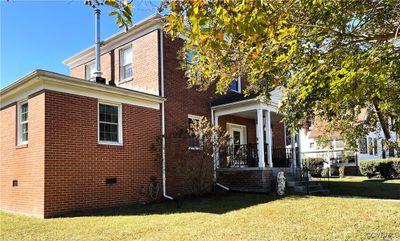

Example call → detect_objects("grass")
315 176 400 199
1 193 400 241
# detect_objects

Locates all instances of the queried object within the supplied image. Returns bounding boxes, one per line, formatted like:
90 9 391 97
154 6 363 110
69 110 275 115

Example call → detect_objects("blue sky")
1 0 160 88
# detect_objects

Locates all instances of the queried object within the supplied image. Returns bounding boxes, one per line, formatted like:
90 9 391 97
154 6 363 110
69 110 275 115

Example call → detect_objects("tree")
84 0 135 30
159 0 400 151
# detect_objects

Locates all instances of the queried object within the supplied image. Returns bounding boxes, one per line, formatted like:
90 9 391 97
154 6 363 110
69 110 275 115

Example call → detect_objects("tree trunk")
374 103 394 157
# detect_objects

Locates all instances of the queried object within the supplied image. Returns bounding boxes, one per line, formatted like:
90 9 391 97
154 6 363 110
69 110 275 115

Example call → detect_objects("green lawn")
1 194 400 241
316 176 400 199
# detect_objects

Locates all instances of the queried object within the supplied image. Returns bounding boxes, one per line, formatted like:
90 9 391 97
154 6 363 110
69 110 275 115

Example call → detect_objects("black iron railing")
218 143 305 168
228 143 258 167
219 143 271 168
272 147 299 167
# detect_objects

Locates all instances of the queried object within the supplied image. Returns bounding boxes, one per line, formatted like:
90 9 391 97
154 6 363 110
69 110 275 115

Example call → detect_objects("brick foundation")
217 168 273 193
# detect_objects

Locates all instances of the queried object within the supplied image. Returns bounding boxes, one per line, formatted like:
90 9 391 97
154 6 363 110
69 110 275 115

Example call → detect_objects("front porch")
211 92 303 192
212 91 302 170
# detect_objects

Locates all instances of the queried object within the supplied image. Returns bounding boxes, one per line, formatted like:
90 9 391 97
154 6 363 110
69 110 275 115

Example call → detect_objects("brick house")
0 14 300 218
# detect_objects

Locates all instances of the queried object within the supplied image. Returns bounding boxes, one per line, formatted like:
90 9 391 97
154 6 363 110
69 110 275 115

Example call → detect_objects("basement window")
98 102 122 145
18 100 28 145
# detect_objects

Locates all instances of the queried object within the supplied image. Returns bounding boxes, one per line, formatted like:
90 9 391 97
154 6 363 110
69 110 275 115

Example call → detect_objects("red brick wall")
218 115 257 144
0 93 45 218
163 34 217 196
70 30 159 95
43 90 161 217
272 120 285 149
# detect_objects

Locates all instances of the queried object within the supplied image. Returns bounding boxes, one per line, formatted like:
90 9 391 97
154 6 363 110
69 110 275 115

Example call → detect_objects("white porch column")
265 110 273 167
297 130 302 168
257 108 265 168
214 114 219 169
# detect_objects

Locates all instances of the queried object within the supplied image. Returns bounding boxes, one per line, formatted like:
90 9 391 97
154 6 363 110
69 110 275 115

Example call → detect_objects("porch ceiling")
227 110 284 122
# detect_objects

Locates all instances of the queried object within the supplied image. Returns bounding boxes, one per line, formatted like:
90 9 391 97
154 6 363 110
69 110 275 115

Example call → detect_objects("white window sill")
98 141 123 146
188 147 202 151
119 78 133 84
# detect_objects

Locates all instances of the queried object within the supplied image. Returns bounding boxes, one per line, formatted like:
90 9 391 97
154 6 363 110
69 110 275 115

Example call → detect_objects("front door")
227 123 247 166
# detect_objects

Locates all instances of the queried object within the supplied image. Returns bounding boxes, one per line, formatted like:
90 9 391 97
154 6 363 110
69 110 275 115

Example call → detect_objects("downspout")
160 30 173 200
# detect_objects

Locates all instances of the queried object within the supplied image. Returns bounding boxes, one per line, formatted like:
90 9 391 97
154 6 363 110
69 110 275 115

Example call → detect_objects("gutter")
160 30 173 200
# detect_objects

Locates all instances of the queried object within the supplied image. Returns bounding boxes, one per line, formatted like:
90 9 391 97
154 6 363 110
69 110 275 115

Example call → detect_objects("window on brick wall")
18 100 28 145
98 102 122 144
85 63 96 80
120 47 133 80
359 138 367 154
188 114 202 150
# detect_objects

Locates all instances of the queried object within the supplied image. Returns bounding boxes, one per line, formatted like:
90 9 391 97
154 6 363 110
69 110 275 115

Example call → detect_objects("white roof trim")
1 70 164 110
63 13 164 69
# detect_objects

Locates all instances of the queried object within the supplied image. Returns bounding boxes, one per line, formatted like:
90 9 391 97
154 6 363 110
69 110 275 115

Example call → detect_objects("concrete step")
293 184 322 193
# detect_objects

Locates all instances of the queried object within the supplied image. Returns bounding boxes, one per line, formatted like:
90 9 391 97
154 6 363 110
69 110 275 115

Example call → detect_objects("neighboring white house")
299 116 398 168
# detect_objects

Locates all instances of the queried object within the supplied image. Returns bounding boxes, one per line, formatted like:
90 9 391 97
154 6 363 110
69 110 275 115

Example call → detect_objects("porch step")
287 180 330 196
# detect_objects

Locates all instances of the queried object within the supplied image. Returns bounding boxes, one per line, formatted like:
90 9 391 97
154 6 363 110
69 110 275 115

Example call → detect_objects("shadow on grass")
61 193 309 218
318 180 400 200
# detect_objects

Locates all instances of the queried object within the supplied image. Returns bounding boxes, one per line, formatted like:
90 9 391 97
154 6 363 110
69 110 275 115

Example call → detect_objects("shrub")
359 158 400 179
321 167 330 177
303 158 324 176
359 160 378 178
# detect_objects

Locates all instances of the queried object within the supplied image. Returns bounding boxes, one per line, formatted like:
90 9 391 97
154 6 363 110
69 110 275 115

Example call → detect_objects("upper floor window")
120 47 132 80
230 77 241 93
98 102 122 144
85 63 96 80
18 101 28 145
359 138 367 154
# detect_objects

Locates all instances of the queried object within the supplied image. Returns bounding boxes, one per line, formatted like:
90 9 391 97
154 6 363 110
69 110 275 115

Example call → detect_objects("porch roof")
211 93 257 107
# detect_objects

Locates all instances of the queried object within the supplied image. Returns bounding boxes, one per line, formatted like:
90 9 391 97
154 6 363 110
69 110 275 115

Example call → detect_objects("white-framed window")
18 100 28 145
230 77 241 93
120 47 133 80
368 137 373 155
359 138 367 154
310 142 315 149
85 63 96 80
98 102 123 145
188 114 202 150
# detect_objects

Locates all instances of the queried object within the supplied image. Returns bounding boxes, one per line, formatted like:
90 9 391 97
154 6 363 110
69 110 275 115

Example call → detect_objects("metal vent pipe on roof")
92 8 102 80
